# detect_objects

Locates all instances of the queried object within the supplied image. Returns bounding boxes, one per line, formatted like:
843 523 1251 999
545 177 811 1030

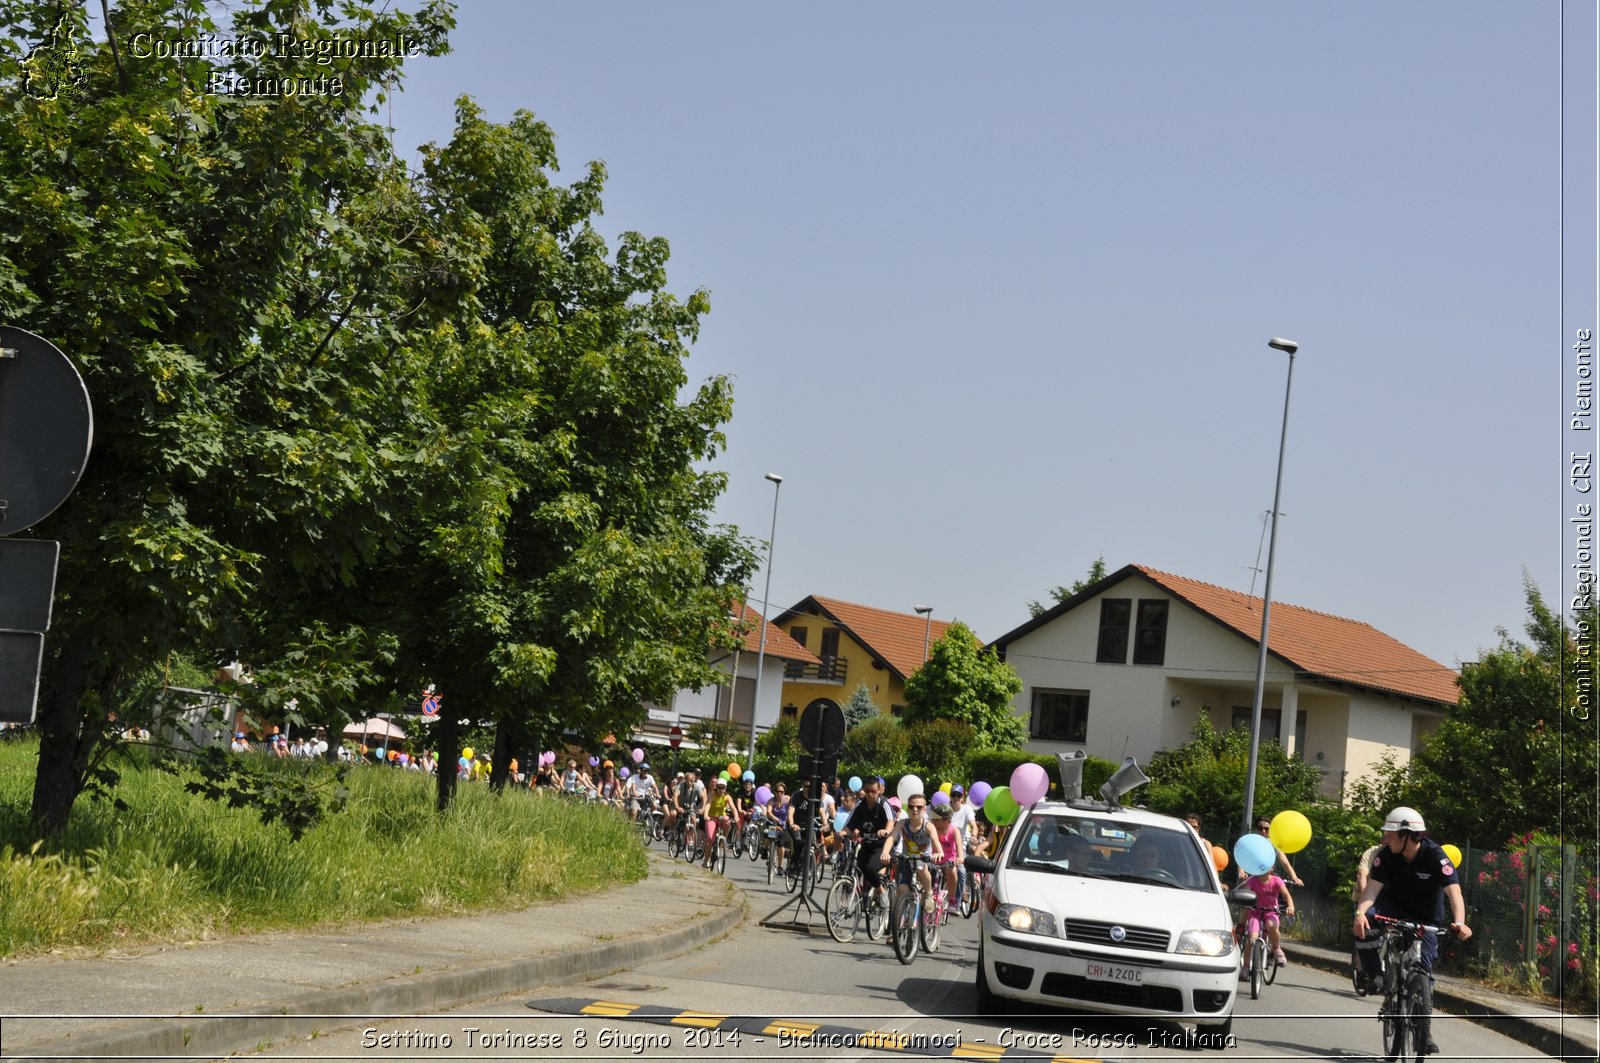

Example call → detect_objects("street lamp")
914 605 934 664
1242 337 1300 837
746 473 783 769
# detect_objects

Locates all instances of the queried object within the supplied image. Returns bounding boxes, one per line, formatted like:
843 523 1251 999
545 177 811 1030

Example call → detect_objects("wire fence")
1281 834 1598 1000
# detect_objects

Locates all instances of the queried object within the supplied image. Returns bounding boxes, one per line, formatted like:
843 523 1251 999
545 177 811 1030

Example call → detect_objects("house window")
1133 600 1169 666
781 704 799 719
1031 689 1089 743
790 626 808 648
1096 599 1131 664
1232 706 1281 743
890 704 905 717
820 628 840 658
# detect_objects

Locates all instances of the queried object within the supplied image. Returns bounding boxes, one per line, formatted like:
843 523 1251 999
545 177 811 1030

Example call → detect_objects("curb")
10 877 749 1063
1283 941 1599 1063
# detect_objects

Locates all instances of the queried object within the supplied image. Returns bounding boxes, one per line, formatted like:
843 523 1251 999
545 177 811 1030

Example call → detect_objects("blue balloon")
833 811 851 832
848 776 863 792
1234 833 1276 876
743 770 755 782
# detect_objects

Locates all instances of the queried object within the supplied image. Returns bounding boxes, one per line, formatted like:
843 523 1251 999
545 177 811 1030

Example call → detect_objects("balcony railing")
784 657 847 684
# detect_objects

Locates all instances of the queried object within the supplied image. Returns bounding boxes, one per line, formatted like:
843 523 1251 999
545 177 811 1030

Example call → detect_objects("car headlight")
995 903 1058 937
1175 929 1235 956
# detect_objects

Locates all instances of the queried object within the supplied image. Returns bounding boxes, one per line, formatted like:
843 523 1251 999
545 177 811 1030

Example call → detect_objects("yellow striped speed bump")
527 997 1106 1061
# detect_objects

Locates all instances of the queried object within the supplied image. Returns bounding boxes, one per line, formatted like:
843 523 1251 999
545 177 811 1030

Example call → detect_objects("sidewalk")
1282 938 1600 1062
0 851 746 1062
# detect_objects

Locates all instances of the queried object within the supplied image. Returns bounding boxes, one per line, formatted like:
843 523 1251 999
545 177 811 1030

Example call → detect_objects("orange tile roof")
1130 565 1460 706
730 603 818 664
790 596 966 681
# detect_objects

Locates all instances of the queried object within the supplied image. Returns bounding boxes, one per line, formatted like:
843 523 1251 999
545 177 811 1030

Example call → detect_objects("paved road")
240 835 1555 1062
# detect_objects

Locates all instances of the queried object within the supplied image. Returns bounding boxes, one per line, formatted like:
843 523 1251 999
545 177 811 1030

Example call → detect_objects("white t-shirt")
950 803 976 839
627 773 654 798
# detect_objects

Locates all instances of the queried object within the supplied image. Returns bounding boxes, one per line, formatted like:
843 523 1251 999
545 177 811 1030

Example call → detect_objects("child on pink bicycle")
1240 867 1296 969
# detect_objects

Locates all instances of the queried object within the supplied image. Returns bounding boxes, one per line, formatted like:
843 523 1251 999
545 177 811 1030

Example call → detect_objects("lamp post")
1242 337 1300 837
914 605 934 664
746 473 783 770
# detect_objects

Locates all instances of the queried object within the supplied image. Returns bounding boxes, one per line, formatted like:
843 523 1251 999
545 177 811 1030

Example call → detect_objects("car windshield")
1007 812 1215 892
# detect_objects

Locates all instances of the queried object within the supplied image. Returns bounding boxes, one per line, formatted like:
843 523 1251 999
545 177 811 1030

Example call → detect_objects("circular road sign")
669 725 683 749
798 698 845 754
0 328 93 536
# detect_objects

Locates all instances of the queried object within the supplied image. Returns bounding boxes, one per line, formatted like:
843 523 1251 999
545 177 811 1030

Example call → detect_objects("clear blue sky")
382 2 1565 669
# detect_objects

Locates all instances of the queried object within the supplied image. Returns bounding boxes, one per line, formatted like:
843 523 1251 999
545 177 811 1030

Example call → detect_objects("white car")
966 773 1247 1048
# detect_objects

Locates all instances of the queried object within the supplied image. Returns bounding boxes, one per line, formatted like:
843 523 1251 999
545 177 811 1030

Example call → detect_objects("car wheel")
974 940 1007 1016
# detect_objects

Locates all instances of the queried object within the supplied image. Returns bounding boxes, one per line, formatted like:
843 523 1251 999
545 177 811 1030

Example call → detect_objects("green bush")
960 750 1119 800
905 719 976 780
841 715 910 777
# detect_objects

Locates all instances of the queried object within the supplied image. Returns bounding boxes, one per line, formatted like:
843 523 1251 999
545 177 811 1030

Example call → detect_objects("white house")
988 564 1460 797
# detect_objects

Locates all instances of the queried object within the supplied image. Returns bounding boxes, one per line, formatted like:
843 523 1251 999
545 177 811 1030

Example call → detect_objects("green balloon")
718 771 730 782
985 784 1019 825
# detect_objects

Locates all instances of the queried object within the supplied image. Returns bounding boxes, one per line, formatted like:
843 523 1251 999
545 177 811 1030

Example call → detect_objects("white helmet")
1382 806 1426 833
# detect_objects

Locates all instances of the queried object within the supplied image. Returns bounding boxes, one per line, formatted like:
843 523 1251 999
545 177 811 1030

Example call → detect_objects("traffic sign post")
759 698 846 934
0 328 93 724
668 725 682 780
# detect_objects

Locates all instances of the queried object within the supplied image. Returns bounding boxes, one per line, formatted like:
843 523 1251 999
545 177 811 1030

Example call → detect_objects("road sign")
421 694 440 716
668 725 683 749
0 328 93 536
0 631 43 724
0 538 58 631
798 698 845 754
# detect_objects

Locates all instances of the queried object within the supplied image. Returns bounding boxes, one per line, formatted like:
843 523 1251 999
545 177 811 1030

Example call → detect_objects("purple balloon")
589 756 599 766
930 791 950 807
755 785 773 805
969 781 992 807
619 767 630 779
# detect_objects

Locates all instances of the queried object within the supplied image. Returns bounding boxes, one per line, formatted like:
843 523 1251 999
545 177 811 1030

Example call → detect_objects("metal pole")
1242 342 1298 836
915 605 933 664
746 475 783 770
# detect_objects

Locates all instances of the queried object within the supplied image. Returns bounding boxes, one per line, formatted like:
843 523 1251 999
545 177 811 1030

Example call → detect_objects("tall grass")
0 736 644 957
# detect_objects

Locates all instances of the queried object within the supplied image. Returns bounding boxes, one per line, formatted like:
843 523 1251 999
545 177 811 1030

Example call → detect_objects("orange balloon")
728 761 742 779
1212 845 1229 872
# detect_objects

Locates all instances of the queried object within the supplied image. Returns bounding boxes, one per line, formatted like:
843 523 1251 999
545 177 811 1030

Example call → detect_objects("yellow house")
770 596 962 718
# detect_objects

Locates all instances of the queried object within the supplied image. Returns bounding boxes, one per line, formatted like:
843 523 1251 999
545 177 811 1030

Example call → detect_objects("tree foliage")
841 714 910 776
0 0 753 835
841 682 879 729
1026 555 1109 618
1143 715 1323 843
901 621 1024 748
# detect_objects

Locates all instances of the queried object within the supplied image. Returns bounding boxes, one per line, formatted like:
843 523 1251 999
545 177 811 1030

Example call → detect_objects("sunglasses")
909 803 926 811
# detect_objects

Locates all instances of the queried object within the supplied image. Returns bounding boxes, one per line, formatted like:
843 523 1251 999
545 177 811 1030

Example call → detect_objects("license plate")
1085 962 1144 986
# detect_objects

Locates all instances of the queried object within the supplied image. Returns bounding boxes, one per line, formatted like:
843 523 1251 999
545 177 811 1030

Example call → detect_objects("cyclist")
1240 863 1296 971
930 801 963 905
770 783 793 875
845 779 893 908
625 763 658 821
671 769 704 843
786 784 816 879
1352 807 1472 1058
881 790 942 914
703 777 738 867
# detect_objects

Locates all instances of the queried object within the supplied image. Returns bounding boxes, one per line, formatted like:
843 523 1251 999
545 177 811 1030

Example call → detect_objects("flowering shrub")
1467 832 1597 1000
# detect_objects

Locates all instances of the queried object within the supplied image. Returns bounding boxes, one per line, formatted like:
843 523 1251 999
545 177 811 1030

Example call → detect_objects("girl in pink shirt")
1242 871 1296 969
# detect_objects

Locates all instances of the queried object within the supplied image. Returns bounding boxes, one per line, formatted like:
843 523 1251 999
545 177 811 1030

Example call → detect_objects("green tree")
901 621 1024 748
904 718 976 781
841 683 879 729
1143 715 1323 844
841 714 910 776
1026 555 1109 617
1402 576 1597 852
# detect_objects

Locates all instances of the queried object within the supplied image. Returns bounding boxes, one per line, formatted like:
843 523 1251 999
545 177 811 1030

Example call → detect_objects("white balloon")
897 774 924 804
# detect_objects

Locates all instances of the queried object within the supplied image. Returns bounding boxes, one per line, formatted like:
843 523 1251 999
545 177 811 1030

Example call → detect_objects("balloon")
632 748 645 764
897 774 924 803
1010 763 1049 805
940 781 953 795
743 770 755 782
1442 844 1463 867
619 767 630 779
458 756 470 767
833 812 851 832
543 751 555 765
462 747 474 760
848 776 863 792
728 762 742 779
755 785 772 805
930 791 950 807
1269 810 1313 854
588 756 599 767
969 781 992 807
984 785 1019 825
1234 833 1276 876
719 771 730 782
387 749 397 760
1212 845 1229 872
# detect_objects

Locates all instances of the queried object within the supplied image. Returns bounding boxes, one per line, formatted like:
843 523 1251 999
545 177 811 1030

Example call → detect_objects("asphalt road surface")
241 836 1556 1062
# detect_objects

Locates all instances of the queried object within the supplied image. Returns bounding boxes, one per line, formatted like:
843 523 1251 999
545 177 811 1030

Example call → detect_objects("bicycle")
1237 904 1284 1001
739 816 763 861
825 858 888 943
636 801 663 848
1371 915 1451 1062
889 853 945 964
961 867 987 919
710 829 730 875
786 832 825 897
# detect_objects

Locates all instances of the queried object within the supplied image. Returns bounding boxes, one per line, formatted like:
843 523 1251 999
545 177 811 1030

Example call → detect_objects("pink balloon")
631 747 645 764
1011 762 1049 805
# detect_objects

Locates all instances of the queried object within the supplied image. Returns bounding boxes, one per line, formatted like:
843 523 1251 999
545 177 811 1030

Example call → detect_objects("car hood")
998 868 1231 934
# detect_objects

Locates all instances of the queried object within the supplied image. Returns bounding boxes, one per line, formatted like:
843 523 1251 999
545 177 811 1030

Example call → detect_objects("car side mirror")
1228 886 1258 907
964 855 996 875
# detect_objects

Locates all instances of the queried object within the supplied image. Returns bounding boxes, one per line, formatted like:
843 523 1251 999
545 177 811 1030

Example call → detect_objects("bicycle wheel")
669 824 685 859
1265 941 1280 985
1382 974 1409 1062
638 816 654 848
746 825 762 862
715 834 729 875
1248 938 1263 1000
963 874 982 919
1406 968 1432 1059
890 891 920 965
1351 945 1367 996
865 886 887 941
919 890 943 953
826 878 859 943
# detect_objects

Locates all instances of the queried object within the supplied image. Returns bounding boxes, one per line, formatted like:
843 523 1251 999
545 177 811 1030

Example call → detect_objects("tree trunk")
29 630 97 839
434 699 459 812
489 717 513 793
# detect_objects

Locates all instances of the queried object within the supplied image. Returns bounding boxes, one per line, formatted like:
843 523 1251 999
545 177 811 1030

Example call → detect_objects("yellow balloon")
940 782 953 795
462 747 474 760
1442 844 1463 867
1269 810 1313 854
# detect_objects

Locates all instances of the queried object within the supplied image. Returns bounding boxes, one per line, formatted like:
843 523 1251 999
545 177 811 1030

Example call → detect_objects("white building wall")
672 655 789 735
